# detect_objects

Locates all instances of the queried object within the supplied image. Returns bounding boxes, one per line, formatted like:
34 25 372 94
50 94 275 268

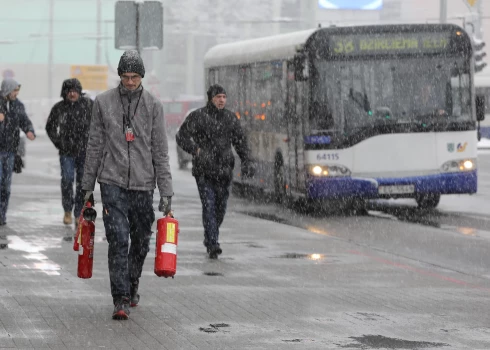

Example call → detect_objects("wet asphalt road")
2 135 490 348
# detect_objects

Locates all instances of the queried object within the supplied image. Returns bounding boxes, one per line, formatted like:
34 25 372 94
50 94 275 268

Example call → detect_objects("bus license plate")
378 185 414 195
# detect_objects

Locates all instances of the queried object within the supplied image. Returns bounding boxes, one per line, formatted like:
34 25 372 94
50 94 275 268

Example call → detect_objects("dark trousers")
0 152 15 224
195 176 230 246
60 154 85 219
100 183 155 302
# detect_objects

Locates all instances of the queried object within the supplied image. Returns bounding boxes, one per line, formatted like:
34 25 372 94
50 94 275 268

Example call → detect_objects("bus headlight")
312 166 323 175
308 165 351 177
463 160 474 170
441 158 476 173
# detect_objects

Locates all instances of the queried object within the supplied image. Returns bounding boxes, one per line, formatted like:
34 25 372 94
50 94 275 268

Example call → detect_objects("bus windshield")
311 57 472 134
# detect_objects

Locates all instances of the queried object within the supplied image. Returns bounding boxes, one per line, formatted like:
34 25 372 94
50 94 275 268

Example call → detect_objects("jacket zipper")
127 95 132 189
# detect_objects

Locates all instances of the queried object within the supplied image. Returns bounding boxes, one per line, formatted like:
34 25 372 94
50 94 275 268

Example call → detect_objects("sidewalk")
1 136 490 349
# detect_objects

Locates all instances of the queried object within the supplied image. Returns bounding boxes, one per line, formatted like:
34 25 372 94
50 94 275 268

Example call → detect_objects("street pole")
440 0 447 23
186 33 195 95
272 0 282 35
48 0 54 101
96 0 102 64
476 0 483 38
136 1 142 55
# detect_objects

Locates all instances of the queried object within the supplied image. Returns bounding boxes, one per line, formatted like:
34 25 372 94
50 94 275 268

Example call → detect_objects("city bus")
203 24 483 209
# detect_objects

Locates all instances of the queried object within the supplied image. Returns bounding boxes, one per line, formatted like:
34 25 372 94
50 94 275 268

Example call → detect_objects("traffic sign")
115 1 163 51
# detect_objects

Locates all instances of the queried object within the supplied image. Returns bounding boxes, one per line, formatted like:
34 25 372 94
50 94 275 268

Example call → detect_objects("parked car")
162 97 203 136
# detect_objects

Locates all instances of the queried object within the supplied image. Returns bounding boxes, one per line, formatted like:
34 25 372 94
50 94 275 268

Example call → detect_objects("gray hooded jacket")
82 84 173 197
0 78 20 98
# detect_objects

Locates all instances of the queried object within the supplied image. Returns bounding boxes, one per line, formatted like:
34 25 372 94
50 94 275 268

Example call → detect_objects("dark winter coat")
46 97 93 157
0 98 35 154
176 102 252 183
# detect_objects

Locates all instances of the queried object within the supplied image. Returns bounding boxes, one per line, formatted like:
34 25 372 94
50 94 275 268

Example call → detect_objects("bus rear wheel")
415 193 440 209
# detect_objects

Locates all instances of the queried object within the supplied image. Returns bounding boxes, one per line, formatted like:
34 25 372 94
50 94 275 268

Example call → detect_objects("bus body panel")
243 131 289 189
305 131 477 200
306 171 476 199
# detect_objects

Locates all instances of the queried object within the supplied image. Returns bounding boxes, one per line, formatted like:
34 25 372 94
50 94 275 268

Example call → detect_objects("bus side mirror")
476 95 485 121
294 54 309 81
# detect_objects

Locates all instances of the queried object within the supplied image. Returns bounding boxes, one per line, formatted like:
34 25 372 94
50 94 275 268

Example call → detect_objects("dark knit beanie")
118 50 145 78
60 78 83 99
207 84 226 101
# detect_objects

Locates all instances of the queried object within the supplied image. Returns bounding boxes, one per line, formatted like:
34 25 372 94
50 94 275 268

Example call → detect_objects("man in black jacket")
0 79 36 226
46 78 93 226
176 84 254 259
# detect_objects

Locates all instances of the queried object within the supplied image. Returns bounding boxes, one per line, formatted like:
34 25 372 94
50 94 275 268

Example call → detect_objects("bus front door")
286 62 304 193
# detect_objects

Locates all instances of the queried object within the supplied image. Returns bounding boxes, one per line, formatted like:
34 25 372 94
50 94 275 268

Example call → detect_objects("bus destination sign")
329 32 451 56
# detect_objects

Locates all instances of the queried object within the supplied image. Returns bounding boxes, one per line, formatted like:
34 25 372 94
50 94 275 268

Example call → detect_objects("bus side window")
208 69 218 85
445 82 453 116
310 101 334 130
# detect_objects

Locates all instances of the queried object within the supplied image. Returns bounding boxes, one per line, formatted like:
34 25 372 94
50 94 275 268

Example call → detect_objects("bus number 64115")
317 153 339 161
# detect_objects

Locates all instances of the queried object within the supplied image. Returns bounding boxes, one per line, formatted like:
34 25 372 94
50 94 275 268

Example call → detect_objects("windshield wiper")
349 88 371 113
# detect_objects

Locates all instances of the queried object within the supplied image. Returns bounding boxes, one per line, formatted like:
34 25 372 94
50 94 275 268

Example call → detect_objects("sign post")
115 1 163 54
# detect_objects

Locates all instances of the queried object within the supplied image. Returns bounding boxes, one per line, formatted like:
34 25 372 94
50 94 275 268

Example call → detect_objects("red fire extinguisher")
74 195 97 279
154 214 179 278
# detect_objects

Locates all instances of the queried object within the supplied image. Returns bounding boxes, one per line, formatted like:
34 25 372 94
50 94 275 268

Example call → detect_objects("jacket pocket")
97 151 108 178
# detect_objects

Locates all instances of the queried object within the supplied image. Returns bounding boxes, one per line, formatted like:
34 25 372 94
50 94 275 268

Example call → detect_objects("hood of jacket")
0 78 20 98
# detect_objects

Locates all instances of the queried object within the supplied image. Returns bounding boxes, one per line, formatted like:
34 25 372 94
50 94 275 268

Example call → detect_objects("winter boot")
130 282 140 307
112 297 130 320
63 212 72 225
208 244 222 259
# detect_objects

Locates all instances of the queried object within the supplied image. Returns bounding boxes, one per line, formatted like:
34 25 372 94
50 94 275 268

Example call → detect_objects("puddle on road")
343 335 448 349
0 234 7 249
239 211 289 225
439 225 490 239
247 243 265 248
283 339 302 343
368 209 441 228
5 235 61 275
199 323 230 333
203 272 224 277
274 253 326 261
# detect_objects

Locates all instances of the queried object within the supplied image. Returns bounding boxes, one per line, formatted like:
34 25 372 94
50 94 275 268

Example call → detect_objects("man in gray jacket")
82 50 173 320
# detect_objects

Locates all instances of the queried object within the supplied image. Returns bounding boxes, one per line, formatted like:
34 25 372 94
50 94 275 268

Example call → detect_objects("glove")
159 196 172 215
83 190 94 204
241 162 255 178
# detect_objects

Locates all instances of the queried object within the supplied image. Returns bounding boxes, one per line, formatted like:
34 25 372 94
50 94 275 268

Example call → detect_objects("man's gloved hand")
158 196 172 216
241 162 255 178
83 190 93 204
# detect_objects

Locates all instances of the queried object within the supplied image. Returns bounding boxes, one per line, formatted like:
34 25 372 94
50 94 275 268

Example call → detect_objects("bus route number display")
330 32 451 56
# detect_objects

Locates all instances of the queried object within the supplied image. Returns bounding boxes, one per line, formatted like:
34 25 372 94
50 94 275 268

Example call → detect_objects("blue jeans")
0 152 15 224
195 176 230 247
60 155 85 219
100 183 155 301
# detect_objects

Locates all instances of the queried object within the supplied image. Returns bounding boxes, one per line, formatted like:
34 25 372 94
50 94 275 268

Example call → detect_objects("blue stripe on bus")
306 170 477 199
480 126 490 139
304 135 331 144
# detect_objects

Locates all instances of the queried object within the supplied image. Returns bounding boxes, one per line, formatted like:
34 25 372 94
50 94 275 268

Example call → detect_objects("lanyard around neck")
119 87 143 126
